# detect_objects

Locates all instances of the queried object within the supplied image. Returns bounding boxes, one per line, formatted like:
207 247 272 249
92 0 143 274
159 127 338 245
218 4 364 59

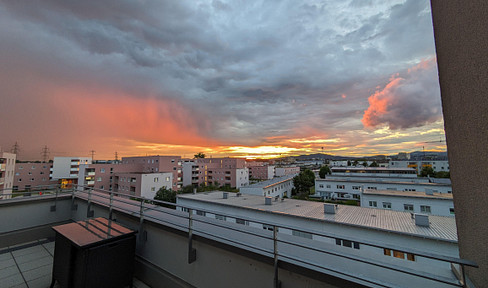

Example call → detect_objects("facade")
0 152 16 198
114 172 173 199
248 164 275 180
52 157 92 187
78 162 141 191
182 161 199 187
177 192 459 287
315 177 452 201
389 160 450 174
330 167 418 178
275 166 300 177
360 189 455 217
13 162 57 191
122 156 182 190
194 158 249 188
239 174 294 198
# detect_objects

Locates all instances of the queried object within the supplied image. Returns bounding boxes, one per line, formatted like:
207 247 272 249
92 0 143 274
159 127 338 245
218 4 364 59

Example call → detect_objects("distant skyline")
0 0 446 160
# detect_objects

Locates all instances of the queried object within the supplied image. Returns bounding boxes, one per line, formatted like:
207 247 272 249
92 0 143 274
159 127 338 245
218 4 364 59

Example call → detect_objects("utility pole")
41 145 50 162
90 150 96 160
114 151 119 161
11 142 20 155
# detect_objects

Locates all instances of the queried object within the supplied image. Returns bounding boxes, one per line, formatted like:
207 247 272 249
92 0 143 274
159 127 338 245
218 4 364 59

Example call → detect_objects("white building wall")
182 162 194 187
360 193 455 217
140 172 173 199
52 157 92 179
235 168 249 188
0 152 16 198
315 179 452 200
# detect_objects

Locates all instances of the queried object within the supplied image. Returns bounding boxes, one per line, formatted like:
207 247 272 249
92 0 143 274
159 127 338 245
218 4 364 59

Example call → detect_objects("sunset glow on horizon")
0 1 447 161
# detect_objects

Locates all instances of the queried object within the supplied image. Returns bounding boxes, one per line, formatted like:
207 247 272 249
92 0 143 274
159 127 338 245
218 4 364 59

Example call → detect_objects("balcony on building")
0 186 477 288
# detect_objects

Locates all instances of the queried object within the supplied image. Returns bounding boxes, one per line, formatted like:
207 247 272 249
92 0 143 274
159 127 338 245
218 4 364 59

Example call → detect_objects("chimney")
265 196 272 205
415 214 430 227
223 192 228 199
324 203 336 214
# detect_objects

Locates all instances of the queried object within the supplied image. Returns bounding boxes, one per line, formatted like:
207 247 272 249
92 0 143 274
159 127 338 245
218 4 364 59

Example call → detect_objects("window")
337 185 345 189
404 204 414 212
367 186 377 190
420 205 431 214
450 208 455 215
151 187 155 191
196 210 206 216
336 239 360 249
18 178 22 182
263 224 276 231
292 230 313 239
319 184 324 188
166 177 170 182
384 249 415 261
154 177 159 182
236 218 248 225
215 214 226 221
369 201 377 208
352 186 361 190
382 202 392 209
326 185 331 188
100 168 105 173
15 172 19 176
97 177 102 182
393 250 404 259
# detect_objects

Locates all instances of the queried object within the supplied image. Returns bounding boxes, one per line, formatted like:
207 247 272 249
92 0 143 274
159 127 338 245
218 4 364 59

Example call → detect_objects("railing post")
71 188 78 211
86 188 94 218
273 225 281 288
50 187 58 212
138 198 146 243
188 208 197 263
460 264 466 288
109 192 114 220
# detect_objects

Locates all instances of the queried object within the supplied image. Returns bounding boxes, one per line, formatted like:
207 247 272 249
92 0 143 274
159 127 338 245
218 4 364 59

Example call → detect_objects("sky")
0 0 446 160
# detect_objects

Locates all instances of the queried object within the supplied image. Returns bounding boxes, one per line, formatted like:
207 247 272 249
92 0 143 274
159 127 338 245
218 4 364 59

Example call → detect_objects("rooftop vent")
265 196 272 205
324 203 336 214
223 192 228 199
425 189 434 195
415 214 430 227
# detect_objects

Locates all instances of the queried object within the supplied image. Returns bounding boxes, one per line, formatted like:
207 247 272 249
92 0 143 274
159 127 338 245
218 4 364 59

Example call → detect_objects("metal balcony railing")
0 185 478 288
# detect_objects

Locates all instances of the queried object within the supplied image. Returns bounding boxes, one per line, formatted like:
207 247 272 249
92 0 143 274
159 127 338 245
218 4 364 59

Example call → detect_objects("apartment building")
389 160 450 174
247 162 275 180
177 191 460 287
182 160 199 187
275 166 300 177
0 152 16 198
194 158 249 188
360 189 455 217
240 174 295 198
51 157 92 187
122 156 182 190
113 172 173 199
13 162 57 191
78 162 141 191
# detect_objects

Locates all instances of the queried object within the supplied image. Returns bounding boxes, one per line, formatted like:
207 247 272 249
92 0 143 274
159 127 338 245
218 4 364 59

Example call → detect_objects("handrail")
1 184 478 287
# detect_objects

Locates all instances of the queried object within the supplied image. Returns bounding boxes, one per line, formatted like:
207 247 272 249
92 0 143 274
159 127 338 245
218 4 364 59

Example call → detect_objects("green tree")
154 187 177 205
319 165 331 179
347 160 351 166
362 161 368 167
194 152 206 158
293 169 315 199
353 160 359 166
180 185 196 194
434 171 450 178
420 166 435 177
369 161 379 167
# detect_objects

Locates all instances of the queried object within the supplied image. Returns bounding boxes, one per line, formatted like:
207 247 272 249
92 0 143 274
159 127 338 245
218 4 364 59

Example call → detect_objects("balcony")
0 186 477 288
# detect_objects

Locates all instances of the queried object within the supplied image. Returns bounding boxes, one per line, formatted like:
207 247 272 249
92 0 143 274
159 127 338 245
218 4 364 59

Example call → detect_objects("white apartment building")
0 152 16 198
360 189 455 217
274 166 300 177
239 175 294 198
51 157 92 181
176 192 459 287
389 160 450 174
315 178 452 201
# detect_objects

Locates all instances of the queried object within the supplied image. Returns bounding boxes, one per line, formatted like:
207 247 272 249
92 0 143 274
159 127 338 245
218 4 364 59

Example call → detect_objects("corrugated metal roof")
363 189 453 200
178 192 458 242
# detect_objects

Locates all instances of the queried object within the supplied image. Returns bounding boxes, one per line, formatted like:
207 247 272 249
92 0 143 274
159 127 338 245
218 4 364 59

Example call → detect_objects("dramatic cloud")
362 58 442 130
0 0 445 159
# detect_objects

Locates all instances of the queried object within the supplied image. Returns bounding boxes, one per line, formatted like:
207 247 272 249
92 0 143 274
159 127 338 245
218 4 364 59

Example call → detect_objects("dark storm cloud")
0 0 442 158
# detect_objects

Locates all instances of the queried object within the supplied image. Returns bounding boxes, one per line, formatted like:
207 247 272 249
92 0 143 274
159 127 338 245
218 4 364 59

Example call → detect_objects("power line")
41 145 50 162
114 151 119 161
90 150 96 160
11 142 20 155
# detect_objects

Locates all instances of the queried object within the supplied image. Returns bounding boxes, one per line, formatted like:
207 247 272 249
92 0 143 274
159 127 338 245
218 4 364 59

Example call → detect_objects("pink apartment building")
247 162 275 180
194 158 249 188
122 156 182 190
13 162 57 191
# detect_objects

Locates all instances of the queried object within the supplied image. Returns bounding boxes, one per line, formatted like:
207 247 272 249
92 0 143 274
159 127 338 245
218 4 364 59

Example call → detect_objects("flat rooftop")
317 177 451 186
363 189 454 200
244 175 295 189
178 192 458 242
